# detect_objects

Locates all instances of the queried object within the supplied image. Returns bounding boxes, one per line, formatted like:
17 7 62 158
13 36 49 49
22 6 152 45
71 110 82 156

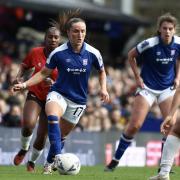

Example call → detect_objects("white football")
56 153 81 175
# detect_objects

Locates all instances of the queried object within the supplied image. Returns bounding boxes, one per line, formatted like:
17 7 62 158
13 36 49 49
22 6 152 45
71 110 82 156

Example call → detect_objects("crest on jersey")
82 59 88 66
171 50 175 56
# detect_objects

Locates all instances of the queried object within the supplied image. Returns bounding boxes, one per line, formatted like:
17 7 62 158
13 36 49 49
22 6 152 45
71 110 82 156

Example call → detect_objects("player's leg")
149 119 180 180
105 92 152 171
42 120 72 174
27 110 47 172
160 119 180 176
49 98 86 173
158 90 177 173
47 118 76 172
60 117 76 147
43 92 67 174
59 98 86 149
14 93 41 165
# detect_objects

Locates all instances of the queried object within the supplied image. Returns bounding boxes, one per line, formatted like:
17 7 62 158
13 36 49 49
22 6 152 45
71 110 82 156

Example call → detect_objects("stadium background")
0 0 180 167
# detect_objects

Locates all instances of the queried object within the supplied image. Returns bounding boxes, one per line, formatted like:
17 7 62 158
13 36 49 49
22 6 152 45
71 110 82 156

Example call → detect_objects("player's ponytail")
57 9 85 36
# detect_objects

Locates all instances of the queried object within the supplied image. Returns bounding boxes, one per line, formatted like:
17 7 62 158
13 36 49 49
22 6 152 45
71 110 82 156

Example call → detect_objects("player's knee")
23 120 36 130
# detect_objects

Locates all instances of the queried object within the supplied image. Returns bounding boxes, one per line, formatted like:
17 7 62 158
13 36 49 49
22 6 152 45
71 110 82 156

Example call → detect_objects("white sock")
160 135 180 175
21 134 33 151
29 147 43 163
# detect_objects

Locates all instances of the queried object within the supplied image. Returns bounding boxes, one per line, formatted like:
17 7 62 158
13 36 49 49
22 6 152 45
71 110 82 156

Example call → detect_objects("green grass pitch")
0 165 179 180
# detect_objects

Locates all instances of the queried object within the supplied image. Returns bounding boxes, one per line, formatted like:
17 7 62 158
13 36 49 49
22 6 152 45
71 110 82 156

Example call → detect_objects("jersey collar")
158 35 174 47
67 41 86 55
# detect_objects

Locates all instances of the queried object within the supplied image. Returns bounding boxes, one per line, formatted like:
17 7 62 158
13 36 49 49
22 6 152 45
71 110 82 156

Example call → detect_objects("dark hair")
57 9 85 36
157 13 178 35
44 20 61 40
47 19 61 33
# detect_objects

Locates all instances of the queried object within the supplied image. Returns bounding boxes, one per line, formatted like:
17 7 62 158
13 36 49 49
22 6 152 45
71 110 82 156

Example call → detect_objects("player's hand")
44 77 54 87
10 78 24 94
173 78 180 89
13 82 27 92
135 76 144 89
100 89 109 103
160 115 173 135
12 77 24 85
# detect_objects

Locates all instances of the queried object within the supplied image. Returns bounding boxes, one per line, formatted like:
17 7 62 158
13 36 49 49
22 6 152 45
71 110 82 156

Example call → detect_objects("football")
56 153 81 175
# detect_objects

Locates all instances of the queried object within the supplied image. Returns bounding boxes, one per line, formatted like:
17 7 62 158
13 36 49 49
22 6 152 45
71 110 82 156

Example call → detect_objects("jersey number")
73 107 84 117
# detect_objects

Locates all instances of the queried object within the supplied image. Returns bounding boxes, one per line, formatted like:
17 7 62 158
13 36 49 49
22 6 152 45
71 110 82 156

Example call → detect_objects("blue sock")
47 115 61 163
47 137 65 163
114 133 133 160
47 145 54 163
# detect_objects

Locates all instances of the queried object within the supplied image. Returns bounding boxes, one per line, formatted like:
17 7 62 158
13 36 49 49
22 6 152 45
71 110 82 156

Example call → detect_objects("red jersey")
22 47 58 101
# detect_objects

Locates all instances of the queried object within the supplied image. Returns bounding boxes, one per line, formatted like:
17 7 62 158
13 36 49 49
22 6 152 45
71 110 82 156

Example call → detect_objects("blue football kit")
113 36 180 164
46 41 104 104
45 41 104 163
136 35 180 90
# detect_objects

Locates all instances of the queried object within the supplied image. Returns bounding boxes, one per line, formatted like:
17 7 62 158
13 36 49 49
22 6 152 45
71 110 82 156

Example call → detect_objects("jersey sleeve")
136 39 150 54
46 52 57 69
92 50 104 70
51 68 58 81
175 37 180 60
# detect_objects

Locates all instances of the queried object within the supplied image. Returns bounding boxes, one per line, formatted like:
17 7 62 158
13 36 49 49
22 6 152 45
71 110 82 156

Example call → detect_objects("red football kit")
22 47 58 101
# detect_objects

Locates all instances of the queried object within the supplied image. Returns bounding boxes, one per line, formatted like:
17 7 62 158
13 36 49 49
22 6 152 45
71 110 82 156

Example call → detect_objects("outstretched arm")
12 64 28 84
13 66 53 91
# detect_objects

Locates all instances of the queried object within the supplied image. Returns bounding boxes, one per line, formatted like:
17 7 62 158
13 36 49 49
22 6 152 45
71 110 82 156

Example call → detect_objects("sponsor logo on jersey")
67 68 86 74
156 57 173 64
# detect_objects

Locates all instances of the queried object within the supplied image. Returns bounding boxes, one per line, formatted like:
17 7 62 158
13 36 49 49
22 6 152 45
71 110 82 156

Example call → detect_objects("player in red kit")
13 26 61 172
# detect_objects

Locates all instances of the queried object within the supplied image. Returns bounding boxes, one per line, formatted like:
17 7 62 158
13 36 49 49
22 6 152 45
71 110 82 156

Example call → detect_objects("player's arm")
161 88 180 134
13 66 53 91
13 64 29 84
98 67 109 103
128 47 144 88
174 59 180 89
14 49 35 84
168 88 180 117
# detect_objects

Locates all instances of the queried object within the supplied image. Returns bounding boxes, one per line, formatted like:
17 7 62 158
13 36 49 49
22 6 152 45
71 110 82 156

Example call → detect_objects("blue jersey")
136 35 180 90
46 42 104 105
